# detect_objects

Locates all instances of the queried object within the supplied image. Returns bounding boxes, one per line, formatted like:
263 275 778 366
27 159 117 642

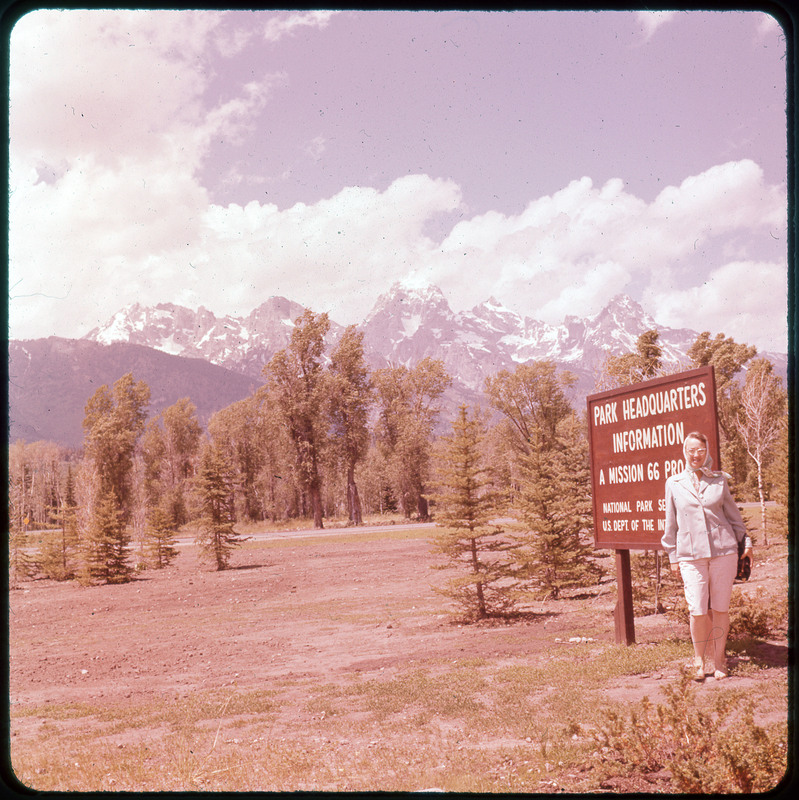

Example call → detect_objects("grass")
245 525 432 550
9 509 789 792
12 631 787 793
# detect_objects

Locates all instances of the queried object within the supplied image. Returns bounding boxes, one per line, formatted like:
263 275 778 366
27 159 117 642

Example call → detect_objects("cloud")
647 260 787 352
428 161 785 336
7 11 787 354
10 154 786 354
8 9 281 337
189 174 464 320
10 10 222 167
262 10 339 43
635 11 679 42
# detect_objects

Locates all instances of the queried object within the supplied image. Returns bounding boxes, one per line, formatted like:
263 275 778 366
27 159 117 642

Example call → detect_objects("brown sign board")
586 366 720 551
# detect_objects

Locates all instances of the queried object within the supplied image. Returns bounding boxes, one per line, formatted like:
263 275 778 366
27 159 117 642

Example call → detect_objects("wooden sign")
586 366 720 551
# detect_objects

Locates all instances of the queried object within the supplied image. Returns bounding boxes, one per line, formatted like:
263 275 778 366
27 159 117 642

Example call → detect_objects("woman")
661 432 753 681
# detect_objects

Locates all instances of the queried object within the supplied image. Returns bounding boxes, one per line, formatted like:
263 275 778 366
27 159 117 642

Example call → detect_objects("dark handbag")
736 538 751 582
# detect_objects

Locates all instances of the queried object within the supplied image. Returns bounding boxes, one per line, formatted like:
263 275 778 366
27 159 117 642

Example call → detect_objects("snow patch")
402 314 422 338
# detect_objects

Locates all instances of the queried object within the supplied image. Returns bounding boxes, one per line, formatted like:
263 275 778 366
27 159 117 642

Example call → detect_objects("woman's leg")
689 613 712 677
708 610 730 675
707 554 738 677
680 559 712 679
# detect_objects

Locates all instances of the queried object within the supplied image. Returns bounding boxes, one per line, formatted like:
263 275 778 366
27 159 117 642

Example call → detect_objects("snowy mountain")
11 283 786 447
82 282 785 406
86 297 344 380
358 283 699 399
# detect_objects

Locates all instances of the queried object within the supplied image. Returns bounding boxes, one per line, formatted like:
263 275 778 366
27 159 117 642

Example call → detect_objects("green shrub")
729 586 778 640
594 668 787 792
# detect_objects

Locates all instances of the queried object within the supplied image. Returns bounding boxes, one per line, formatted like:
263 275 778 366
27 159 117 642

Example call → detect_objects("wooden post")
614 549 636 645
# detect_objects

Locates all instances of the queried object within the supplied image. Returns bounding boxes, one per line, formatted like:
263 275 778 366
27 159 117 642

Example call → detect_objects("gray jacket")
661 469 750 563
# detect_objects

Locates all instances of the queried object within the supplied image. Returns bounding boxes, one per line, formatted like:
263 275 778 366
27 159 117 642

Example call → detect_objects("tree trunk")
756 452 769 547
417 493 430 522
310 484 324 529
347 464 363 525
470 537 487 618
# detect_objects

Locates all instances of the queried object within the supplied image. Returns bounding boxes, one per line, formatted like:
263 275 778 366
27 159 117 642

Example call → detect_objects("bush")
729 586 781 640
594 668 787 792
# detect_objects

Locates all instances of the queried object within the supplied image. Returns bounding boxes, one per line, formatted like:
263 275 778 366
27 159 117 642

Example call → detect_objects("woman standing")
661 432 753 681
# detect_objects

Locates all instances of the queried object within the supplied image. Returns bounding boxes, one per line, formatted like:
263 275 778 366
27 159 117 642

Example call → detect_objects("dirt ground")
7 524 791 792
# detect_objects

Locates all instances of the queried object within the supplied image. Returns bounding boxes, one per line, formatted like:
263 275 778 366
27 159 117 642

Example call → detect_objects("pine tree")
194 443 243 570
8 526 37 586
432 406 517 619
37 465 79 581
512 415 601 599
145 504 179 569
38 506 79 581
81 490 131 584
599 329 664 389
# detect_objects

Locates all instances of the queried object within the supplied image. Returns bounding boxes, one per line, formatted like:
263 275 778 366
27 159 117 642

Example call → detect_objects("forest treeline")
8 312 788 614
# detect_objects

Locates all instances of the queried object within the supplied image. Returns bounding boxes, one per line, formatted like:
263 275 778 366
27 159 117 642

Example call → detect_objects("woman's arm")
661 479 679 566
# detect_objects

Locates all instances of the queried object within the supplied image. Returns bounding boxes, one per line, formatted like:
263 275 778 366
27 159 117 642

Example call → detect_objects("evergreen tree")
145 504 179 569
8 525 36 586
194 443 243 570
432 406 517 619
38 477 79 581
511 415 601 599
81 489 131 584
599 329 664 388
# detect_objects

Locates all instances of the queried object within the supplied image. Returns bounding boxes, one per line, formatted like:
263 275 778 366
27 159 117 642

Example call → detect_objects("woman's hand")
670 561 680 573
743 547 753 563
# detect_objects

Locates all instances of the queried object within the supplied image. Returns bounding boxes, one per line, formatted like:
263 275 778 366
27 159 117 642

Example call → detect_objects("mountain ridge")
81 282 788 404
10 285 786 448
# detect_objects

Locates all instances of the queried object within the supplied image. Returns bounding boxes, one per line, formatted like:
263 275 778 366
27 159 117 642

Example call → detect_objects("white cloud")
262 10 339 43
6 9 787 353
10 10 221 167
8 9 280 338
429 161 785 336
647 260 787 352
10 149 786 354
190 175 464 321
635 11 679 42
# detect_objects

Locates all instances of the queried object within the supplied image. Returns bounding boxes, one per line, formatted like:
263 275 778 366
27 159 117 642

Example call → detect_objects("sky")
7 9 789 352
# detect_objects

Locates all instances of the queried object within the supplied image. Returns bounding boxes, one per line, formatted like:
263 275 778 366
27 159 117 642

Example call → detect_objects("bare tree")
734 358 787 546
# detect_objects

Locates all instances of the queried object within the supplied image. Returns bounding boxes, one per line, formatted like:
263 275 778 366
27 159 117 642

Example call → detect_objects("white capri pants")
678 554 739 616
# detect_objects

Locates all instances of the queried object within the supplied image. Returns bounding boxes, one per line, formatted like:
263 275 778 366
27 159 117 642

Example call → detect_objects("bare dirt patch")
7 525 790 792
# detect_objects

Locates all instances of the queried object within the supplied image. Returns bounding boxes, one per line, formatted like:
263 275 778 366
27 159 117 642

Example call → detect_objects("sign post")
586 366 720 644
